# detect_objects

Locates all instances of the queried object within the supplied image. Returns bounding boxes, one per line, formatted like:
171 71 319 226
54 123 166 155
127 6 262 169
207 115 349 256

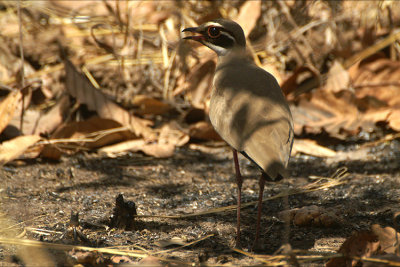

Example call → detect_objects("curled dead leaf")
371 224 400 254
41 117 133 160
131 95 172 116
325 61 350 93
0 90 21 134
326 230 379 267
99 139 174 158
34 94 70 135
235 0 261 37
64 59 154 139
292 139 336 158
100 123 188 158
189 121 222 141
0 135 40 165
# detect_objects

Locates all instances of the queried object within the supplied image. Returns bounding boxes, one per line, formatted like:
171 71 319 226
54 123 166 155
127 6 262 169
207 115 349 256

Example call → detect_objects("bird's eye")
208 26 221 38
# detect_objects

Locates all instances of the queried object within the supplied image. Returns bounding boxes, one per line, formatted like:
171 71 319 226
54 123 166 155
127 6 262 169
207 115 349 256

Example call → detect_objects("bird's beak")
182 27 205 41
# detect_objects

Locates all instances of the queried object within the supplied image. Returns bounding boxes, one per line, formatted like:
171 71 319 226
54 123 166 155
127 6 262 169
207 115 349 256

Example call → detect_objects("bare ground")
1 139 400 266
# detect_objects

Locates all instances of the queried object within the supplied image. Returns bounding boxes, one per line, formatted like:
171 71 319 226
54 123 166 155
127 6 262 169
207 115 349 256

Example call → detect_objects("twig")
17 0 25 132
136 168 348 219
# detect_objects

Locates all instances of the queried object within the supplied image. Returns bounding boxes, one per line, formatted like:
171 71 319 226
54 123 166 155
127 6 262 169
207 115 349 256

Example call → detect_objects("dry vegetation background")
1 0 400 266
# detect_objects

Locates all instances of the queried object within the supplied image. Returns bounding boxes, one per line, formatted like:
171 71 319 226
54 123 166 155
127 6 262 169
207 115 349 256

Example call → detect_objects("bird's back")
209 53 293 179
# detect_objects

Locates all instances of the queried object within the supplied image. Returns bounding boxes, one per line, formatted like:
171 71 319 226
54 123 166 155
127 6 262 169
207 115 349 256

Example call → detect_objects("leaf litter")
0 0 400 266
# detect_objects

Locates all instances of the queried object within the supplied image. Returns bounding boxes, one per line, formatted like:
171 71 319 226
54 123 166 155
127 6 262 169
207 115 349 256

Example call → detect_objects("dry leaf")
140 143 174 158
41 117 133 159
371 224 400 254
327 230 380 267
100 139 174 158
281 66 318 96
388 109 400 131
185 59 215 108
291 90 358 138
350 57 400 131
0 135 40 165
34 95 70 135
291 88 393 139
64 59 153 138
131 95 172 116
0 90 21 134
292 139 336 158
235 0 261 37
158 123 189 147
99 123 188 158
9 108 41 136
350 57 400 107
325 61 350 93
189 121 222 141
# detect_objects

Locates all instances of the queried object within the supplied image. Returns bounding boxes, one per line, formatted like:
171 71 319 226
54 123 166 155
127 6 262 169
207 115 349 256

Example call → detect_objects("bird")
183 19 294 248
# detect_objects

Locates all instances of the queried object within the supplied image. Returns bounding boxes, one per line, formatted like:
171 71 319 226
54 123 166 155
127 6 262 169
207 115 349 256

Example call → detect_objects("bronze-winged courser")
183 19 294 247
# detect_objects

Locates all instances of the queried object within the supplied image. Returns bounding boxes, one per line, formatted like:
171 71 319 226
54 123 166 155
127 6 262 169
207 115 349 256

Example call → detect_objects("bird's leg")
232 149 243 247
253 174 266 248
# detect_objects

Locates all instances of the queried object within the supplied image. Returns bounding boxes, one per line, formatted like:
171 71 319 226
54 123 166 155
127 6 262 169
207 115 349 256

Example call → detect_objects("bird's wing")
210 60 293 178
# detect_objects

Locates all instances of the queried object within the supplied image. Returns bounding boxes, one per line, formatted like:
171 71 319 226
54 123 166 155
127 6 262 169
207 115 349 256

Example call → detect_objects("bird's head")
183 19 246 56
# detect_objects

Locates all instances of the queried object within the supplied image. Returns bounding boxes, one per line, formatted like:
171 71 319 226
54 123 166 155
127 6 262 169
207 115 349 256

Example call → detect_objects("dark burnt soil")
1 140 400 266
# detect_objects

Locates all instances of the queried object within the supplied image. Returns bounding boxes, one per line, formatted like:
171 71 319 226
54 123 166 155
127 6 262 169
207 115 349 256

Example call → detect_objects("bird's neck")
217 46 245 57
217 47 252 65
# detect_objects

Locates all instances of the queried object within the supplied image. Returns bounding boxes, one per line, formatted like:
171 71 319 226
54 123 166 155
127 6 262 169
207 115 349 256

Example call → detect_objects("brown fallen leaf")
350 57 400 132
9 107 41 136
64 59 153 138
185 59 215 109
350 57 400 107
235 0 261 37
131 95 172 116
291 139 336 158
99 122 188 158
325 61 350 93
41 117 133 159
158 123 190 147
0 90 21 134
326 230 379 267
291 88 392 139
0 135 40 165
189 121 222 141
100 139 174 158
34 94 70 135
281 66 318 97
371 224 400 254
388 109 400 131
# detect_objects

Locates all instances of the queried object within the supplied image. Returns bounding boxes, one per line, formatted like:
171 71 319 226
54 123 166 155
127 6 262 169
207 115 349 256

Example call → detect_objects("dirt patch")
1 140 400 265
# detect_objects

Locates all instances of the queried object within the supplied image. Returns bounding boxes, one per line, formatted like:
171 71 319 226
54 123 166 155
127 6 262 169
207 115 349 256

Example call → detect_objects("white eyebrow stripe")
204 22 224 28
